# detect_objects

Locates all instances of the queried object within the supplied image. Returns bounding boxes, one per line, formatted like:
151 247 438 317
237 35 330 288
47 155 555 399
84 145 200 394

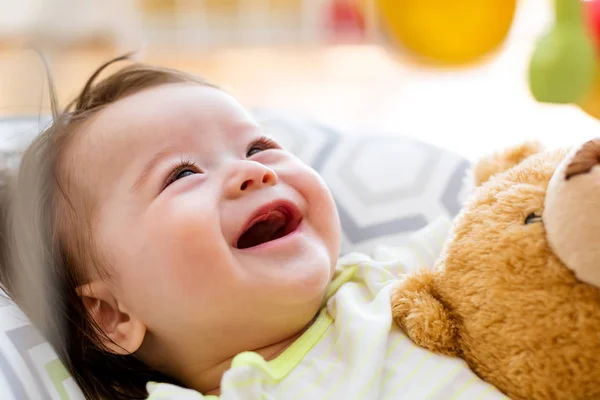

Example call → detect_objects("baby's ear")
77 281 147 355
473 141 543 186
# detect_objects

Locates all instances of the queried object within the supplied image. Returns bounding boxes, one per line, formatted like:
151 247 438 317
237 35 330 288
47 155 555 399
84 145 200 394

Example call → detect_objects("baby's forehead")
62 83 258 196
86 84 255 146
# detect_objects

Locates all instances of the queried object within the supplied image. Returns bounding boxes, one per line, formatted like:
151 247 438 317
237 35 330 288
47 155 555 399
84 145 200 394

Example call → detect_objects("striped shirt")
146 217 507 400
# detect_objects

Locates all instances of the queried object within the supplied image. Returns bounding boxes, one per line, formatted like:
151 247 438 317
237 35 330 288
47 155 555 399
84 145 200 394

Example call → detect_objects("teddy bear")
391 139 600 400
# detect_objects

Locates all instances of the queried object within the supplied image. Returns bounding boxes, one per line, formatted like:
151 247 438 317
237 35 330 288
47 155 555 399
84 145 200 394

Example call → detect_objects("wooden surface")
1 40 599 162
0 44 400 121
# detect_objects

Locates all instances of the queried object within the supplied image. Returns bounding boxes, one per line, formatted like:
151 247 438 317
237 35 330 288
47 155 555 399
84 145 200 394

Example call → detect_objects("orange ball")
578 62 600 119
375 0 517 65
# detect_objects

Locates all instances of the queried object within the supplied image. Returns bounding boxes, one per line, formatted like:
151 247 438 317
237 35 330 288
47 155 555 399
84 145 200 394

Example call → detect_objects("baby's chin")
258 252 334 301
269 265 332 306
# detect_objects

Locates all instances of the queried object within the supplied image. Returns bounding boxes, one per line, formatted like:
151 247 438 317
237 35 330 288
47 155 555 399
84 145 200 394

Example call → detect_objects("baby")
0 56 506 400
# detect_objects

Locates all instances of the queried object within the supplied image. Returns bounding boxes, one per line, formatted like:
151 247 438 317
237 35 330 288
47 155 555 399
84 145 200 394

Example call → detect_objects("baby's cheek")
143 198 228 298
303 169 340 251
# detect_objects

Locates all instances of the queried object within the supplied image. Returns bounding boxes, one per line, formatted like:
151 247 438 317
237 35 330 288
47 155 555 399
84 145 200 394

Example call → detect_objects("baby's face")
69 84 341 360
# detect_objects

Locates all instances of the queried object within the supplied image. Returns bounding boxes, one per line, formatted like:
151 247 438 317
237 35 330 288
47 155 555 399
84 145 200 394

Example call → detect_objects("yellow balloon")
578 63 600 120
375 0 517 65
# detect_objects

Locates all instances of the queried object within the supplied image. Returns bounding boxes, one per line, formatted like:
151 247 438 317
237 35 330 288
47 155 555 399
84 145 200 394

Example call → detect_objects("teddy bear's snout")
565 138 600 180
544 138 600 289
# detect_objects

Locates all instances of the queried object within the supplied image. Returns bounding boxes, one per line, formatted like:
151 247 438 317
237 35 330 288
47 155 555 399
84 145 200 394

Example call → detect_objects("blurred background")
0 0 599 160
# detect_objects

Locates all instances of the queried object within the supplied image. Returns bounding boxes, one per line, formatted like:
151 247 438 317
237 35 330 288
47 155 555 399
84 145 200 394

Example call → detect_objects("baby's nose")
239 168 276 191
565 138 600 180
225 161 277 198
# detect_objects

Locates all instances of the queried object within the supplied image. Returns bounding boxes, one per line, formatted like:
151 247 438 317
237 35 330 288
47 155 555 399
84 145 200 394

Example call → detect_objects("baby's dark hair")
0 54 217 399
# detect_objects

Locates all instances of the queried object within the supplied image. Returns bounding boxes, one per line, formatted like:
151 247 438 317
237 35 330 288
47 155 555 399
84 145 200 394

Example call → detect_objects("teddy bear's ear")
473 141 544 186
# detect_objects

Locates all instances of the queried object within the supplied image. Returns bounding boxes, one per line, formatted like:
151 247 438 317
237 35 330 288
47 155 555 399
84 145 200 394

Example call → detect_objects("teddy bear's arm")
391 270 459 357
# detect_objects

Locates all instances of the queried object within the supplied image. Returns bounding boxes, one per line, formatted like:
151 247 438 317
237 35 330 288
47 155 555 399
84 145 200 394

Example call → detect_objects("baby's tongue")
237 212 286 249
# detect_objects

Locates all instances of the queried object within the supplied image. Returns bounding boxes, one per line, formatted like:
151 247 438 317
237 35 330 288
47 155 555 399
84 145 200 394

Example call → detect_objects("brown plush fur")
392 142 600 400
472 141 543 186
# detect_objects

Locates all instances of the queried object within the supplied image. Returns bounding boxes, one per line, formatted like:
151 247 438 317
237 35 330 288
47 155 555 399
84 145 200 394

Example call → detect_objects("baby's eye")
246 136 279 157
175 169 196 180
165 161 201 188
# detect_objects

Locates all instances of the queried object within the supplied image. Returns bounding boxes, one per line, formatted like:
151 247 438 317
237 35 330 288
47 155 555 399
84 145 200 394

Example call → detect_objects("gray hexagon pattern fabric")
0 113 471 399
254 110 470 255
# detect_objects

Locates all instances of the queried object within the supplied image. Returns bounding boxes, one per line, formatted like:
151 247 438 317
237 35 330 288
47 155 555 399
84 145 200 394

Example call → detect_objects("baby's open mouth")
235 202 302 249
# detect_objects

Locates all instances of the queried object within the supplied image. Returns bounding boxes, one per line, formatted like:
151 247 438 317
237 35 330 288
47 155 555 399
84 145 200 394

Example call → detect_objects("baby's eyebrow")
131 149 171 191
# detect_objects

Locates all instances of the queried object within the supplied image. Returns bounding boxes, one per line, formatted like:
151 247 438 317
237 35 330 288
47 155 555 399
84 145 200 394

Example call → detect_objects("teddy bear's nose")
565 138 600 180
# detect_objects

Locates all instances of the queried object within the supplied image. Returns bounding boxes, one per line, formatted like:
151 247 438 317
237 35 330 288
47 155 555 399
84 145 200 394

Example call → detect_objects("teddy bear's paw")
392 274 459 357
393 293 459 357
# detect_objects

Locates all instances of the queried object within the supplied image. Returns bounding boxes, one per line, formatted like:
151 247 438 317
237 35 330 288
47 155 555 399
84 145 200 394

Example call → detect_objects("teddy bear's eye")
524 213 543 224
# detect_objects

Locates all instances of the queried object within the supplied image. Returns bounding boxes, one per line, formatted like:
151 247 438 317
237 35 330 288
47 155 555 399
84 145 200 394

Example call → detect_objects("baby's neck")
162 313 318 395
197 319 315 395
202 326 308 395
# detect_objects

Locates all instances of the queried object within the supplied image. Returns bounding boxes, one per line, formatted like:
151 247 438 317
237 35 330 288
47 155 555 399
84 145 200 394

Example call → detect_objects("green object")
45 359 71 400
528 0 596 103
